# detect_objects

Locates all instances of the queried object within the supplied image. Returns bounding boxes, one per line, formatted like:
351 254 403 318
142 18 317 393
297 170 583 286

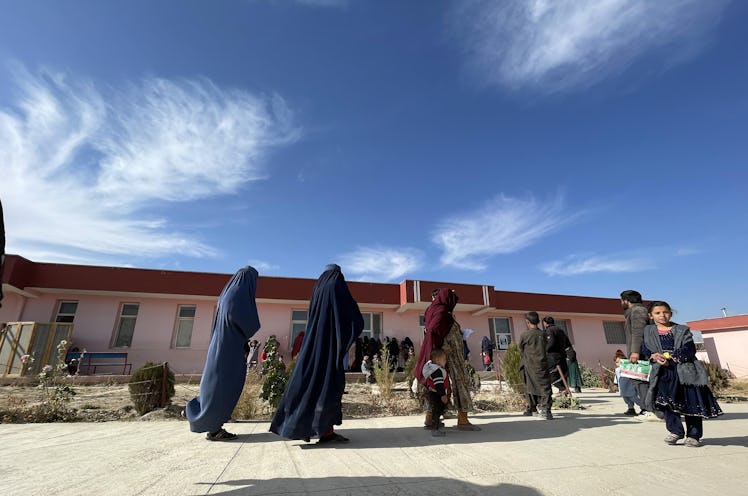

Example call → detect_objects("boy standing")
422 348 450 437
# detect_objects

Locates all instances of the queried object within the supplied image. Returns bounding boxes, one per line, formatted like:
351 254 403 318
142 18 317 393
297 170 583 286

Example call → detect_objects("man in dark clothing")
543 316 570 391
519 312 553 420
620 290 651 415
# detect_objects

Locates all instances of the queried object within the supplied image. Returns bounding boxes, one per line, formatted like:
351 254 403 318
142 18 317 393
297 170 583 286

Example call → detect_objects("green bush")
502 342 524 394
260 336 289 409
580 363 603 388
128 362 175 415
703 360 730 393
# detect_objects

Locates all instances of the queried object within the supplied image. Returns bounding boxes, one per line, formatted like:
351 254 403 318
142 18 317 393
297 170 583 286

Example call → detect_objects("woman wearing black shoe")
270 264 364 444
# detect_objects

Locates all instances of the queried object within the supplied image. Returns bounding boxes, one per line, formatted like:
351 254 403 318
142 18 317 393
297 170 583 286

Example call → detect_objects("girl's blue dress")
644 331 722 418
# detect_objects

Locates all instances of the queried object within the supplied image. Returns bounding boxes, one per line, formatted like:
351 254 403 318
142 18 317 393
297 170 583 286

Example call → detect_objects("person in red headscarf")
415 288 480 431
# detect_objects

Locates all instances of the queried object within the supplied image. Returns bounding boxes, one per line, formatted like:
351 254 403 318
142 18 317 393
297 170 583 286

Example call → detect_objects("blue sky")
1 0 746 323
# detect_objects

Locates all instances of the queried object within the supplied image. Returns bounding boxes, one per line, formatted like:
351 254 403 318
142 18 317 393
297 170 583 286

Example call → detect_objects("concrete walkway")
1 390 746 496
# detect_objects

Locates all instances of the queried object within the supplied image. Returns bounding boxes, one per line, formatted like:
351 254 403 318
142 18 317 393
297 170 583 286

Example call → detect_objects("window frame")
111 302 140 349
290 309 309 350
488 317 513 350
603 321 626 345
361 311 383 340
54 300 79 323
173 304 196 349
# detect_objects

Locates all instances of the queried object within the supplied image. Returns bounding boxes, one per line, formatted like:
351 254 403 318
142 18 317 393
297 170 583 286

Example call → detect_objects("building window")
174 305 196 348
419 314 425 327
603 321 626 345
112 303 139 348
692 331 706 352
362 312 382 340
55 301 78 323
290 310 308 347
489 317 512 350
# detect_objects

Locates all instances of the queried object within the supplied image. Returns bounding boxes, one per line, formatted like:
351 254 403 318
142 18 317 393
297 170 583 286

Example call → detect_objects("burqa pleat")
270 264 364 439
186 266 260 433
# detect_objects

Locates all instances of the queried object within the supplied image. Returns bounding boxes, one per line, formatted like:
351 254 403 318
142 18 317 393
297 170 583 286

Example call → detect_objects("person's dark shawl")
414 288 458 385
518 327 551 396
270 264 364 440
185 266 260 433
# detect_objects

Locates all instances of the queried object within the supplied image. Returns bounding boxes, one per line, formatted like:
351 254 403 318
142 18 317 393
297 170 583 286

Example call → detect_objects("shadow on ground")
194 476 543 496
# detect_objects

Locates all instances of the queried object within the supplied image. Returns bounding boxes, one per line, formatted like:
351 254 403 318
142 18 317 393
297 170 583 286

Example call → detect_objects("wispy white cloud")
432 193 577 270
340 246 423 282
451 0 731 92
0 65 299 264
540 253 656 276
247 259 281 274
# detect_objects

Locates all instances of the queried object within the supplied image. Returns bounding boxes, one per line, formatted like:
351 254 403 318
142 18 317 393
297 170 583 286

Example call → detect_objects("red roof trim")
2 254 622 314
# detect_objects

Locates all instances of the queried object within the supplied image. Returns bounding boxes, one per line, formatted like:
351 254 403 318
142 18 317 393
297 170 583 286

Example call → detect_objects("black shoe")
638 409 648 416
575 387 582 393
206 428 238 441
522 409 534 416
623 408 637 416
318 433 349 444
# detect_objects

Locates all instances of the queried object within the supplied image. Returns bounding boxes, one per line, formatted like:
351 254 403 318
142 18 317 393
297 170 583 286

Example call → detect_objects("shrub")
260 336 289 409
552 393 585 410
703 360 730 394
373 346 396 402
502 342 524 394
128 362 175 415
580 363 603 388
233 369 265 420
403 352 417 382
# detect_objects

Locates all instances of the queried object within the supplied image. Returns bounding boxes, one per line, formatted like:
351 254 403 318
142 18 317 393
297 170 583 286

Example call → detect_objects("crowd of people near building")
169 260 724 448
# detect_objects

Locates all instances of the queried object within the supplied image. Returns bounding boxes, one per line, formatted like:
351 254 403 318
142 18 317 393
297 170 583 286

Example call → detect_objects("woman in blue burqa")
185 266 261 441
270 264 364 444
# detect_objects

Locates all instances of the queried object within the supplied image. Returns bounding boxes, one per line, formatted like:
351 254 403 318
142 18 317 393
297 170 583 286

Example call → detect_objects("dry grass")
0 376 575 423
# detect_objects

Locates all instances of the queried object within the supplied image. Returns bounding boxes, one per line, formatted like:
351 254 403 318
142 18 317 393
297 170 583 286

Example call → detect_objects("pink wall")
1 291 626 376
702 329 748 378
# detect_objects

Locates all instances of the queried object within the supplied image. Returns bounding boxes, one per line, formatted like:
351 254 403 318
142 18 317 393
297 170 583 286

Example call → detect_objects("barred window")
603 321 626 345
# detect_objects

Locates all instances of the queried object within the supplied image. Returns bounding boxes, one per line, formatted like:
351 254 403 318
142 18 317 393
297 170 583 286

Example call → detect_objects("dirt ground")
0 376 526 423
2 376 744 424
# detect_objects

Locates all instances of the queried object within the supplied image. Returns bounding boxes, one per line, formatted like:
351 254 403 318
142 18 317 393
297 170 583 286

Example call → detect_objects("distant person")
0 197 5 308
481 336 494 364
387 337 399 372
361 355 373 383
246 339 260 369
641 301 723 447
621 290 652 416
270 264 364 444
565 341 583 393
482 351 492 371
415 288 481 431
422 348 449 437
519 312 552 420
614 349 637 415
291 331 305 360
185 266 261 441
543 316 570 392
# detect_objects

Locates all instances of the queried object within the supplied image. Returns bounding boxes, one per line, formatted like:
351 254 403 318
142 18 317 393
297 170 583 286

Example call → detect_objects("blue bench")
66 352 132 375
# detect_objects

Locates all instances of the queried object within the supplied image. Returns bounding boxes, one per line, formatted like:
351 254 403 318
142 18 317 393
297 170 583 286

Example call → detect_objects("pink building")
688 315 748 379
1 254 627 376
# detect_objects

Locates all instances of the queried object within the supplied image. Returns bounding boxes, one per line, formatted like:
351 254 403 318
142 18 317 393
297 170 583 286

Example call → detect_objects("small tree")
128 362 175 415
502 342 524 394
373 346 396 402
260 336 289 409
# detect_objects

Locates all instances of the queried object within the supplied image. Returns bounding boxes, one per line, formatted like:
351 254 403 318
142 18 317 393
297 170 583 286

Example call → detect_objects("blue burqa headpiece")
185 266 260 433
270 264 364 439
